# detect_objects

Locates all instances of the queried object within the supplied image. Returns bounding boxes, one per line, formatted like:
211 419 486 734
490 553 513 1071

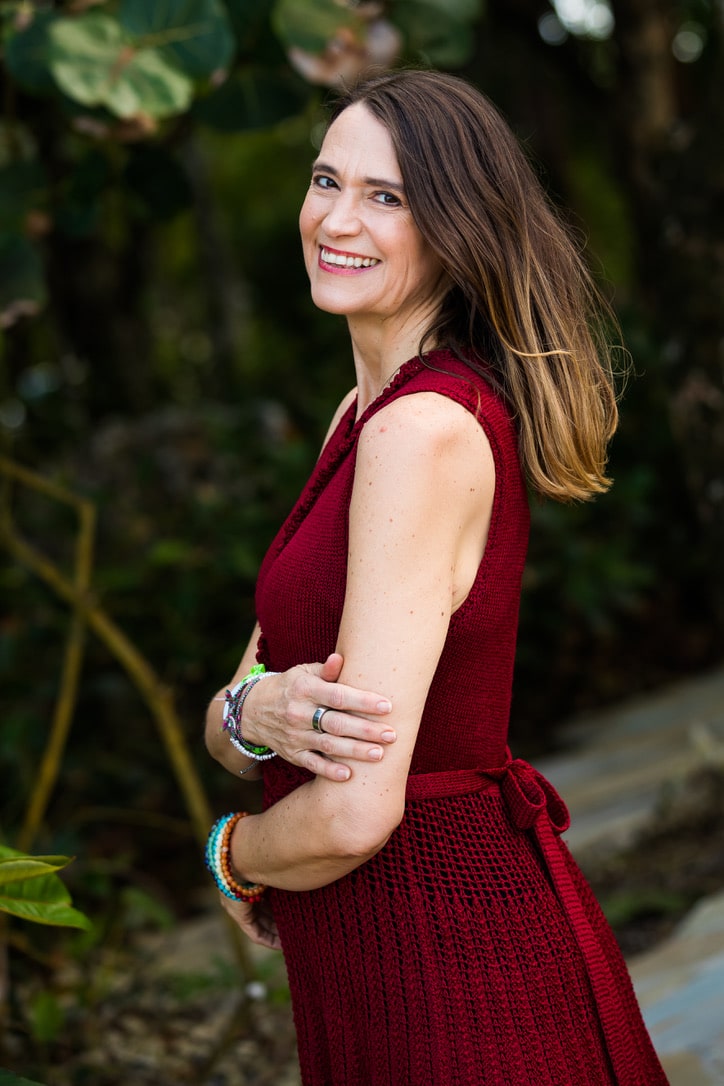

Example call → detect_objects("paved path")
535 666 724 1084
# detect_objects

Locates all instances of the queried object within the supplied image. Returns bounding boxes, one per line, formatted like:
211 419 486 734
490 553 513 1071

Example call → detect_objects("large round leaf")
118 0 236 79
194 66 309 130
273 0 362 54
48 13 193 119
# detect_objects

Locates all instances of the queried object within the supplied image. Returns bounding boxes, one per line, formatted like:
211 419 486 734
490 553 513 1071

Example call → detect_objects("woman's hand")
218 892 282 950
242 652 395 782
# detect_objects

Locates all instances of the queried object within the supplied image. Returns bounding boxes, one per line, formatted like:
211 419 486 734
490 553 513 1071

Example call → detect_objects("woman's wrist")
205 812 265 902
220 665 279 764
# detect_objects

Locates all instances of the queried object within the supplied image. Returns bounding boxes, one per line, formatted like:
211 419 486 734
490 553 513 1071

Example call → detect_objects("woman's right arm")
204 625 396 782
205 388 397 782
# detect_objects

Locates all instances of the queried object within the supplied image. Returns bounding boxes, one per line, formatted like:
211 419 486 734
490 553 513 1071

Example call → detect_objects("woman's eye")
374 191 402 207
312 174 336 190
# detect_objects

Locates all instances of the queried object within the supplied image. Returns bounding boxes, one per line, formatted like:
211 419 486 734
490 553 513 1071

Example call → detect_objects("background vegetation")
0 0 721 1080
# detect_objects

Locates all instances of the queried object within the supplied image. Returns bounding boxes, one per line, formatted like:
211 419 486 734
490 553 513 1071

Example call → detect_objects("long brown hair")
328 70 622 502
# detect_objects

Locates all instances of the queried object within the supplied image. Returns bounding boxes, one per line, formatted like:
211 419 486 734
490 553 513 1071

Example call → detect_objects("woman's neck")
348 312 436 416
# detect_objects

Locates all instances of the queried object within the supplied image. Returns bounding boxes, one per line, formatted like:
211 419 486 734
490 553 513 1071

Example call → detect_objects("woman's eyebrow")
312 161 405 194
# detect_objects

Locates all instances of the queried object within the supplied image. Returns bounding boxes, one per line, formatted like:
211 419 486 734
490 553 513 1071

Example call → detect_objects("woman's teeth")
321 249 380 268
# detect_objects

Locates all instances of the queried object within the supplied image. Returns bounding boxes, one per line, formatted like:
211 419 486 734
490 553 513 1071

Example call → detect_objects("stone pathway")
535 666 724 1085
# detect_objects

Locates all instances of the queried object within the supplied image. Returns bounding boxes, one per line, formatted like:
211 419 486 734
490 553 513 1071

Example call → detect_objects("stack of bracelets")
205 811 265 902
221 663 279 772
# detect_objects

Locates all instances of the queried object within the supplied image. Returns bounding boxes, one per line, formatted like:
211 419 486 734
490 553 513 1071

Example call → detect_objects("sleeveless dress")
254 350 668 1086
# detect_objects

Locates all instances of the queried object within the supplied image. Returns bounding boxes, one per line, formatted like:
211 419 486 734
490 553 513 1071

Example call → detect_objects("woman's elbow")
324 794 405 861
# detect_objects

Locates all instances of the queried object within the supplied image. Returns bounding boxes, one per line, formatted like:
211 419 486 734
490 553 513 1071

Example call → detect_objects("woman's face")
299 103 444 329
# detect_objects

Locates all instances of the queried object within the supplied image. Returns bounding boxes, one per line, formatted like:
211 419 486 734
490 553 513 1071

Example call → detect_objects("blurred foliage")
0 0 723 1078
0 846 90 929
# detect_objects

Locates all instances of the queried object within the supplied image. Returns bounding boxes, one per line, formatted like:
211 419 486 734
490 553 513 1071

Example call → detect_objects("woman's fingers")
302 741 391 781
219 895 282 950
306 657 393 719
312 708 395 744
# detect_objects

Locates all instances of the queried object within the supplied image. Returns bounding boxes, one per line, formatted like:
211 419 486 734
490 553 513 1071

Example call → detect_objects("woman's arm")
227 392 495 891
205 386 399 783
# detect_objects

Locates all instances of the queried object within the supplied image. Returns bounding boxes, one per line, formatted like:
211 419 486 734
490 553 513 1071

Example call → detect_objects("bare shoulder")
357 391 493 477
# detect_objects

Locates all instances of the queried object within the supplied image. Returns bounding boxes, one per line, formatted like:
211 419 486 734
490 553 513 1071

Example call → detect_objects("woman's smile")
319 245 382 272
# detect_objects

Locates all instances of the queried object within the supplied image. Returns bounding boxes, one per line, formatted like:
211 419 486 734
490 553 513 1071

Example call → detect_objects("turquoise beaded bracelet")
205 812 265 902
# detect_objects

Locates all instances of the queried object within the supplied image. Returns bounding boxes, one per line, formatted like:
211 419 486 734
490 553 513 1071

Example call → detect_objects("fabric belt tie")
405 757 641 1085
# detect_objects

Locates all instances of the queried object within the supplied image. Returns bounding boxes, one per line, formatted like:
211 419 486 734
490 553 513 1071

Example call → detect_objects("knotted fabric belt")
405 757 639 1085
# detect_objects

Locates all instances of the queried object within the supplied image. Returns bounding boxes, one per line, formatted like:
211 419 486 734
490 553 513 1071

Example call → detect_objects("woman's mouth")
320 246 381 270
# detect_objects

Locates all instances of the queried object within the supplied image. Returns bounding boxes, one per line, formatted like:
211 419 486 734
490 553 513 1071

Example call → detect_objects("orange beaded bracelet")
205 812 266 903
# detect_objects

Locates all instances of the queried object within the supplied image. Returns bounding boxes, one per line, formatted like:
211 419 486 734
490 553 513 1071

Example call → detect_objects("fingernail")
377 700 392 712
368 747 383 761
381 729 396 742
336 767 351 780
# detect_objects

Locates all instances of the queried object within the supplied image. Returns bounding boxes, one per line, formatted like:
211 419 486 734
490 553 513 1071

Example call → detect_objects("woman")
205 70 668 1085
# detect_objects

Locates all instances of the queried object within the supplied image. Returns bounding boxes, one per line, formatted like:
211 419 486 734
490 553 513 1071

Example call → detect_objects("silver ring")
312 706 329 733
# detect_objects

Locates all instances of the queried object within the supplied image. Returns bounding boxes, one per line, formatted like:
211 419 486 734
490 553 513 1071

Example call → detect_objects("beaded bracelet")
222 664 279 762
205 812 265 902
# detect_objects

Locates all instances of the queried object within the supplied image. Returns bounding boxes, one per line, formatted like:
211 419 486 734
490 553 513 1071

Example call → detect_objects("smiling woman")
204 70 668 1085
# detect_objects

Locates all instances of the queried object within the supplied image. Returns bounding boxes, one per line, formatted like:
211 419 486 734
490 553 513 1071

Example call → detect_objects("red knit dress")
255 350 668 1086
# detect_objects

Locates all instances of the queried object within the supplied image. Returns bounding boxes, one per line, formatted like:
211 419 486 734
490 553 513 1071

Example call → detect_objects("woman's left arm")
227 393 494 892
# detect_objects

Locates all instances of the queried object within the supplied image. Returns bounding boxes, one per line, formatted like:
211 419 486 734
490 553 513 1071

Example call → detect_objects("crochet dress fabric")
254 350 668 1086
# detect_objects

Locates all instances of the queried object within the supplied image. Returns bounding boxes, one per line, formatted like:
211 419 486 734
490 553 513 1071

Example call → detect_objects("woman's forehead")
319 103 402 182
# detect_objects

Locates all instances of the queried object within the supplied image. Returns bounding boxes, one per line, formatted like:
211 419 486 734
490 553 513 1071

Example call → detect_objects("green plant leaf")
118 0 236 78
0 846 91 929
4 10 58 94
272 0 362 54
0 856 70 887
0 235 47 328
194 67 309 130
0 895 91 929
48 13 194 119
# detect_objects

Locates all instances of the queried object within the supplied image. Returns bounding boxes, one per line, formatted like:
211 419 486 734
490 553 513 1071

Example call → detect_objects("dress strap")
405 758 643 1085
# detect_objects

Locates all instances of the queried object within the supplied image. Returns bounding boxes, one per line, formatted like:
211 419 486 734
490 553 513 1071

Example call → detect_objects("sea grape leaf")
118 0 236 78
48 13 193 119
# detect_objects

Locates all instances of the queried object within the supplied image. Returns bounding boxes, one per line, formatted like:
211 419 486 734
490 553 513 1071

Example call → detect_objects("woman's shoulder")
356 389 493 484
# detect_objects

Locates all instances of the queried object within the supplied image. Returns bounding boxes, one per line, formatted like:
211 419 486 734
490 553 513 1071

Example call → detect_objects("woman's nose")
323 192 361 236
